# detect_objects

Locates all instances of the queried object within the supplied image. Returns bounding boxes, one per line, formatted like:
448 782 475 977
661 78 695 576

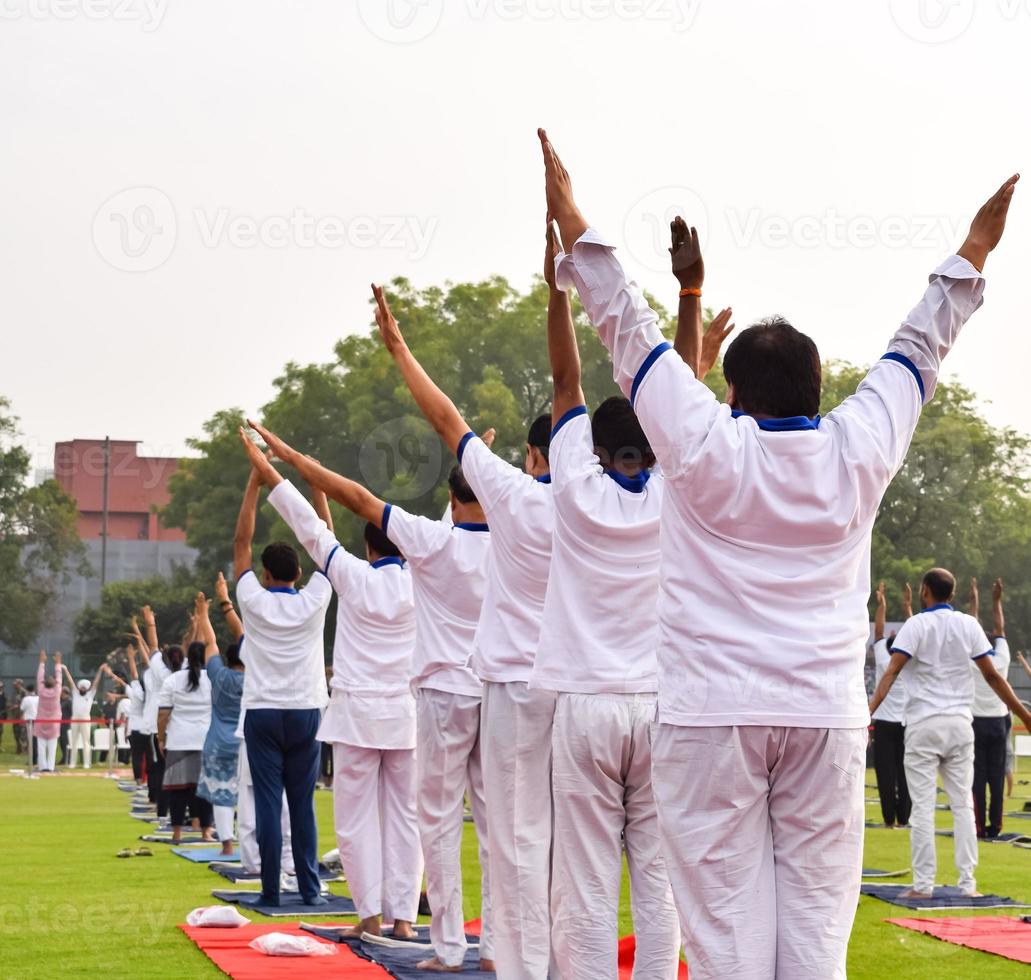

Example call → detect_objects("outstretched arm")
869 651 911 715
545 219 585 428
194 593 220 665
969 577 980 623
992 577 1005 637
874 581 886 642
247 420 387 527
902 583 913 620
670 217 703 376
128 617 151 668
91 663 104 695
311 483 333 533
372 284 470 455
233 465 264 580
214 572 245 641
141 605 159 654
976 656 1031 729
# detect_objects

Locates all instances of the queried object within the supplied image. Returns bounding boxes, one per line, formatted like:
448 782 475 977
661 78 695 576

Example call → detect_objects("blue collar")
535 474 552 484
920 602 954 613
732 411 821 431
455 522 490 532
605 469 651 493
371 556 405 569
267 586 299 594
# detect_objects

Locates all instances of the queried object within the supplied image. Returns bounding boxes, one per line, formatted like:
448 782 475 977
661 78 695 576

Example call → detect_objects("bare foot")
962 889 983 898
415 956 463 972
479 958 496 972
332 925 367 940
220 843 235 856
897 888 934 899
393 919 417 940
358 915 382 937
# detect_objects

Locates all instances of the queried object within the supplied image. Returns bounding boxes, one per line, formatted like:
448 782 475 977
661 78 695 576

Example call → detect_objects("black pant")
168 789 213 829
129 732 148 782
873 719 911 826
973 715 1008 838
147 736 169 817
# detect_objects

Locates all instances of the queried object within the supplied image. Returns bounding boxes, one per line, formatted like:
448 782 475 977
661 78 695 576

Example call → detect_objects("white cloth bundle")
186 905 250 928
248 933 337 957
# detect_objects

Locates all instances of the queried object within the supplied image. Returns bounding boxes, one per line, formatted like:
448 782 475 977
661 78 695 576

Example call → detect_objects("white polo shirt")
71 688 95 721
141 654 172 736
890 604 993 727
971 635 1012 719
159 669 213 751
236 558 332 714
20 694 39 722
126 679 146 734
268 480 417 750
871 638 908 724
557 229 987 729
457 433 554 684
382 503 489 697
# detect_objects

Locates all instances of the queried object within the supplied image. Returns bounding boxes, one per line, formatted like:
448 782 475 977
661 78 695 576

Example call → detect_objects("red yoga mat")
888 916 1031 965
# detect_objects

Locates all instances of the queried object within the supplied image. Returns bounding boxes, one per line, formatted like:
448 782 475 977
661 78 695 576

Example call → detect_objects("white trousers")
416 688 493 967
237 744 294 874
332 742 423 922
551 693 680 980
481 681 557 980
213 805 236 843
651 724 866 980
904 715 977 894
38 737 58 771
68 722 92 768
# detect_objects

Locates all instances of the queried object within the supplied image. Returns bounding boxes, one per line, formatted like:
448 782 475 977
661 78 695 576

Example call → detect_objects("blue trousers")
243 708 321 901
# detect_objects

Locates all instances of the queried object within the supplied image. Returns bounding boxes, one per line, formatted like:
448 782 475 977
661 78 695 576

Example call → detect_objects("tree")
0 397 86 650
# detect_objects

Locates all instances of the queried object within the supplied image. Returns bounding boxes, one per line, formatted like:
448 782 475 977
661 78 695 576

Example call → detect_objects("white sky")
2 0 1028 468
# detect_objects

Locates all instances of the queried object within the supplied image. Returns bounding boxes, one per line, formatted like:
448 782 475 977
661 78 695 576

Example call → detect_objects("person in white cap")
62 661 104 768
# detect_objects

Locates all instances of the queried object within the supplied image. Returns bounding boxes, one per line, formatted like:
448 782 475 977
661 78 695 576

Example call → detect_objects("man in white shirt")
369 274 556 977
871 581 913 828
264 461 423 942
247 419 495 972
871 567 1031 897
970 577 1013 839
62 663 103 769
233 441 333 908
539 127 1019 978
20 685 39 767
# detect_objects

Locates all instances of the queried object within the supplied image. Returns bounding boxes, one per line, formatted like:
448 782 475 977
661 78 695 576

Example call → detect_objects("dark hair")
723 317 821 418
261 541 301 582
163 645 184 673
365 521 402 560
224 643 244 670
527 414 552 462
591 396 655 471
922 567 956 603
25 683 35 693
448 465 479 505
185 642 205 692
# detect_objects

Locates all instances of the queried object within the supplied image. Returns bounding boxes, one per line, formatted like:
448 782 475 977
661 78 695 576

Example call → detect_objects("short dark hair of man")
448 465 479 505
527 414 552 462
591 396 656 471
365 521 402 559
261 541 301 582
922 567 956 604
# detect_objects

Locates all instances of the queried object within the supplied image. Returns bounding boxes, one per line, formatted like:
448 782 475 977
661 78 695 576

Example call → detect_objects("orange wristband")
679 287 702 298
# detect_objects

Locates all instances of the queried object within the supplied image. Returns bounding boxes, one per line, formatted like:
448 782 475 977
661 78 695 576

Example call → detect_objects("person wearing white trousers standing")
870 568 1031 897
541 129 1022 978
266 472 423 939
62 663 103 769
374 266 559 977
247 410 495 972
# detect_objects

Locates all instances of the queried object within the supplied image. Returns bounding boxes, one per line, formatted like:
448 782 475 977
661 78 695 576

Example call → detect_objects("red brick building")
53 439 184 542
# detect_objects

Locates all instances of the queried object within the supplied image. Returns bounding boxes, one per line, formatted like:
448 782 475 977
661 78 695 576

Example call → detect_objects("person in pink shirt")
35 651 66 773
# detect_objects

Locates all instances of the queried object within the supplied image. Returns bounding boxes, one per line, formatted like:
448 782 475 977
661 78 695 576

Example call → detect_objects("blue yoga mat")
209 861 339 883
860 883 1031 910
353 941 490 976
173 847 240 863
211 890 356 917
139 833 210 844
302 923 478 946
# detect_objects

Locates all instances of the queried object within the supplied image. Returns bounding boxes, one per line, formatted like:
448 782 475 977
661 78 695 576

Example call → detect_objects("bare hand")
214 571 230 603
39 650 46 664
238 426 280 485
247 419 294 465
993 577 1004 602
959 175 1020 270
141 605 154 624
538 128 575 222
372 284 405 353
903 583 913 605
481 427 496 449
698 308 735 379
670 216 704 290
544 219 561 289
875 581 886 608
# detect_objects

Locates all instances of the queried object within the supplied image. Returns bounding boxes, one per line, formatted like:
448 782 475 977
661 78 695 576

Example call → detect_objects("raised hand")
699 308 735 379
903 583 912 605
372 284 405 354
481 427 496 449
54 651 62 665
959 174 1020 270
993 577 1004 602
544 219 561 290
39 650 46 664
141 605 154 625
670 216 703 291
539 128 575 222
875 581 886 608
238 426 282 486
214 571 230 604
247 419 294 465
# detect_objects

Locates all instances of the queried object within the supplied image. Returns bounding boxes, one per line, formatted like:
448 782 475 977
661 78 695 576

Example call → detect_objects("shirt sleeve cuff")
457 431 476 464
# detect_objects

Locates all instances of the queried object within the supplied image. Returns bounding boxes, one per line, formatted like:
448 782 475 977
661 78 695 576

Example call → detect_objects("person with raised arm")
61 659 103 769
871 582 912 828
103 644 147 783
34 651 64 772
242 438 422 942
371 252 556 974
246 418 495 972
197 572 248 857
139 604 180 819
230 453 332 909
539 126 1018 978
971 577 1013 839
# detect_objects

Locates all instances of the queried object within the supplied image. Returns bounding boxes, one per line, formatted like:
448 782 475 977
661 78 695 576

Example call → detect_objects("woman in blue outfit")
198 572 246 857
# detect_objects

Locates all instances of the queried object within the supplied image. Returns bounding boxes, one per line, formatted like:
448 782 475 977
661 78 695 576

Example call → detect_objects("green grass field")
1 751 1029 978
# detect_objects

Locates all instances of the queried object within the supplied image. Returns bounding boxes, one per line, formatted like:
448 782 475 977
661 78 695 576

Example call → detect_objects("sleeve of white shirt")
967 617 994 660
873 638 890 672
382 503 451 563
826 256 986 478
235 567 262 610
457 433 533 510
549 406 601 492
994 636 1012 676
554 229 722 480
890 617 921 659
267 479 364 596
158 674 175 709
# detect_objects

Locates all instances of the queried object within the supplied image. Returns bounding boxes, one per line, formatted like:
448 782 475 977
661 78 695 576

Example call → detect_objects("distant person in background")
970 578 1013 839
871 582 912 828
59 687 71 765
140 605 178 819
105 642 147 783
199 571 247 858
35 651 65 773
158 594 215 845
0 681 7 750
62 661 104 769
19 682 38 765
12 680 28 755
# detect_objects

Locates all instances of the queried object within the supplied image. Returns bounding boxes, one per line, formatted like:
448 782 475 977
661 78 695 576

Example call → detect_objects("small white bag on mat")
248 932 337 957
186 905 250 927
